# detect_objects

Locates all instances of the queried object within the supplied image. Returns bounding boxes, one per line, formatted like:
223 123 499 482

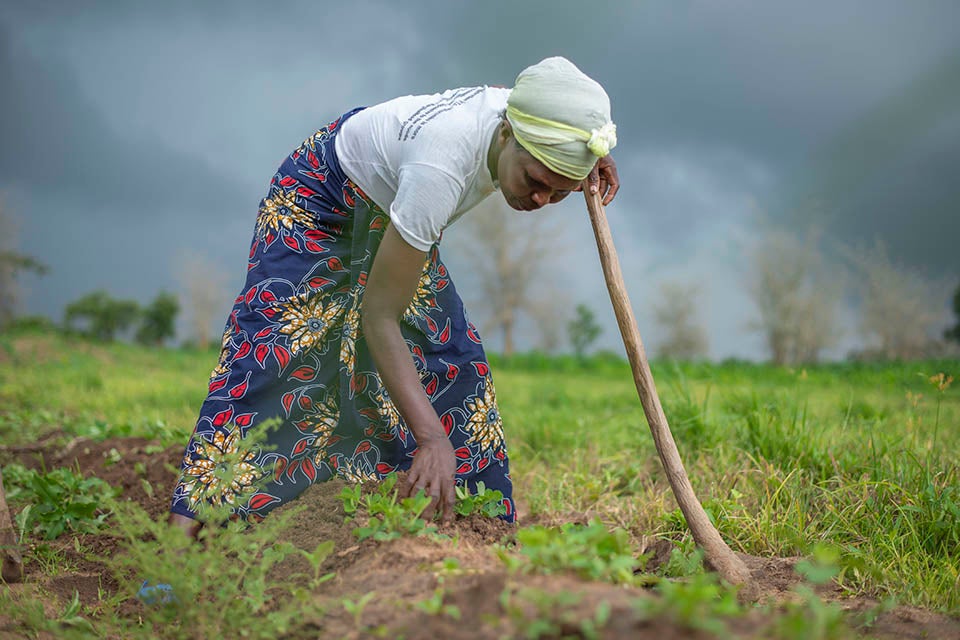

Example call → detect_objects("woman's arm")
361 224 456 521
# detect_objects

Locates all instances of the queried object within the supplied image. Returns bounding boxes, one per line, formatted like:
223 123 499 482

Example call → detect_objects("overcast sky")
2 1 958 359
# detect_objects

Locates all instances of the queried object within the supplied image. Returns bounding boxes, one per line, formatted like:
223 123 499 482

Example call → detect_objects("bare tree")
745 228 842 365
844 241 949 360
527 293 570 353
653 280 709 360
454 198 564 356
0 201 48 330
175 251 230 349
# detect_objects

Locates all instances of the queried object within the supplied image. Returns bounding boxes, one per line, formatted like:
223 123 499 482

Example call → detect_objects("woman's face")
495 129 582 212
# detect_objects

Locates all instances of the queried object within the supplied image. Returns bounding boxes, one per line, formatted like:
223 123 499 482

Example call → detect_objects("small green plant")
415 557 466 620
58 590 96 634
342 591 377 628
415 586 461 620
500 587 610 640
505 520 641 584
339 474 440 542
660 545 705 578
106 499 315 639
769 544 851 640
4 463 118 540
454 481 507 518
633 571 742 636
299 540 336 588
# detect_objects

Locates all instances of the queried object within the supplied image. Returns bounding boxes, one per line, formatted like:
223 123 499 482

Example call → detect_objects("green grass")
1 329 958 616
497 357 959 613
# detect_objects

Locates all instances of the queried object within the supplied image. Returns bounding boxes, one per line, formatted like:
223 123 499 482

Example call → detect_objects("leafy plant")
107 499 316 639
767 544 851 640
338 474 439 542
634 571 742 636
500 587 610 640
506 520 641 585
342 591 377 628
415 586 462 620
4 463 118 540
454 481 507 518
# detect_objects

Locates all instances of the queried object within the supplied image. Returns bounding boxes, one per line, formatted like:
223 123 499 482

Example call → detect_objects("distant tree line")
4 199 959 360
63 290 179 345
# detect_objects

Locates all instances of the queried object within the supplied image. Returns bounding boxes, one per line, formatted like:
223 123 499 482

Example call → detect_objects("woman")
168 55 619 534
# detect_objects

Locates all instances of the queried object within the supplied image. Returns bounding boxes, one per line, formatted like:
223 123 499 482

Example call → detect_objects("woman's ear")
498 118 513 144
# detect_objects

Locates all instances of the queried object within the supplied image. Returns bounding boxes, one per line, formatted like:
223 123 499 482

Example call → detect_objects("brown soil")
1 435 958 639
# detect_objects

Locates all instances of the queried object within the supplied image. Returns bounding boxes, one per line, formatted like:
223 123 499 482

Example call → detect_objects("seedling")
454 481 507 518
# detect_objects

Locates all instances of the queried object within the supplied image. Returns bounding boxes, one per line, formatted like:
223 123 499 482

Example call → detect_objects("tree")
455 198 564 357
652 281 709 360
175 252 230 349
136 291 180 346
945 282 960 345
568 303 601 360
745 228 841 365
845 241 949 360
0 204 48 330
64 290 141 342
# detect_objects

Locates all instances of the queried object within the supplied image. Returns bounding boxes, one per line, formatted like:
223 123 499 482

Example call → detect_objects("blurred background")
2 0 958 363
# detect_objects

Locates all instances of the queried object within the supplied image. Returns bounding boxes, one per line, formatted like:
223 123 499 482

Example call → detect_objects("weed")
106 499 316 639
58 590 96 634
4 463 118 540
26 542 78 575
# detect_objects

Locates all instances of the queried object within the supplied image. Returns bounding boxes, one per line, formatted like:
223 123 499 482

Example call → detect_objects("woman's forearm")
362 312 446 444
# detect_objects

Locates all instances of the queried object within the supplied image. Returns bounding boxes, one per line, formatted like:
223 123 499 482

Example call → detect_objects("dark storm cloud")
422 2 960 274
0 26 247 220
1 1 958 356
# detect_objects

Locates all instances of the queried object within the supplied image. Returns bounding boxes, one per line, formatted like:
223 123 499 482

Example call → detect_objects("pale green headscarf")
506 56 617 181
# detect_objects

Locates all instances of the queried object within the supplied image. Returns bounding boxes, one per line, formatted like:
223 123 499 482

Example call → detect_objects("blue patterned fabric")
170 111 514 523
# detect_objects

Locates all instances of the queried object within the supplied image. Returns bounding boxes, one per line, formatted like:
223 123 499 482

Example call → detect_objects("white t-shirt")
335 86 510 251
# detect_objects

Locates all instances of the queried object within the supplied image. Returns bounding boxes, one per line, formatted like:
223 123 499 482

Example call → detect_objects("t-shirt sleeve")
389 162 465 252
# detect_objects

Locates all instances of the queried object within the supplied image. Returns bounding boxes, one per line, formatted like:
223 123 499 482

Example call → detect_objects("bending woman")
168 56 619 533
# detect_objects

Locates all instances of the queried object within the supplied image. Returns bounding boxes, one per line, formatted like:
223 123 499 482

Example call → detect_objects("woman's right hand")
400 436 456 522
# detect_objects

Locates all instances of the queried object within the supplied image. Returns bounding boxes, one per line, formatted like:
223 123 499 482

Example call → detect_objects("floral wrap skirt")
170 110 515 523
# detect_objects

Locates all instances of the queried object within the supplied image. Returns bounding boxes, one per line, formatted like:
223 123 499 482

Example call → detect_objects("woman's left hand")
585 155 620 205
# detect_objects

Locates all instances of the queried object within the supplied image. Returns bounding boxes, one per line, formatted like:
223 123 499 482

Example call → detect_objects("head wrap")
506 56 617 181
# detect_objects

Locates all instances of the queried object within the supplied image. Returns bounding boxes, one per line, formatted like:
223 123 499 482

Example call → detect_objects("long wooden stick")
583 188 751 586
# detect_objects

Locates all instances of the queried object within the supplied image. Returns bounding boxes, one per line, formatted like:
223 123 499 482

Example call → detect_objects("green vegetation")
108 500 315 638
502 520 641 584
566 303 602 359
0 330 957 637
338 474 439 541
4 463 118 540
454 481 507 518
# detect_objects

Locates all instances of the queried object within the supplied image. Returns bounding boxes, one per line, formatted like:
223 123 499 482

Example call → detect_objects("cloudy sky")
2 1 958 359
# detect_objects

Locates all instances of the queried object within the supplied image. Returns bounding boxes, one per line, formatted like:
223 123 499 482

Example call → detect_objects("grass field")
0 330 957 638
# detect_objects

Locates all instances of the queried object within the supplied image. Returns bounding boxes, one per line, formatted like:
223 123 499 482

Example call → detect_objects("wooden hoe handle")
583 188 751 586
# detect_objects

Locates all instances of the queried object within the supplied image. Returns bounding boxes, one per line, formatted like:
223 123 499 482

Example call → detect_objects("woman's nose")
530 191 549 208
